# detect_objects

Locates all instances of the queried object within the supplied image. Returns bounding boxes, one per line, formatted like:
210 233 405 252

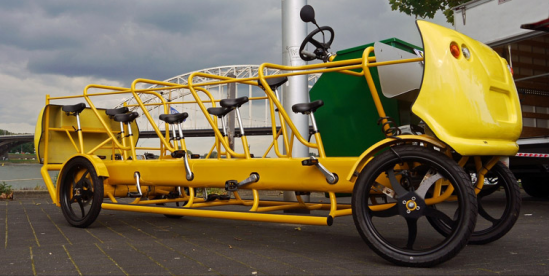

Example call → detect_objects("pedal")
171 150 185 158
218 194 231 200
127 192 142 198
171 150 194 181
225 180 239 192
302 157 338 184
225 173 260 191
206 194 219 202
167 190 180 199
128 171 143 198
302 158 319 166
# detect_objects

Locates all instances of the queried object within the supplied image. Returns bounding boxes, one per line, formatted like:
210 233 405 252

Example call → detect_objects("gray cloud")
2 1 284 85
0 0 451 133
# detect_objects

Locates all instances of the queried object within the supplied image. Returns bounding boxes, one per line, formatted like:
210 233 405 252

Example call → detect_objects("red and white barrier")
515 153 549 158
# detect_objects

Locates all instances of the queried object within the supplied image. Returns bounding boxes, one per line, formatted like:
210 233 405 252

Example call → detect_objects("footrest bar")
102 203 331 226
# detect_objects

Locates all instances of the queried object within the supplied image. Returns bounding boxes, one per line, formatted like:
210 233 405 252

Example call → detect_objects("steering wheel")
299 26 335 61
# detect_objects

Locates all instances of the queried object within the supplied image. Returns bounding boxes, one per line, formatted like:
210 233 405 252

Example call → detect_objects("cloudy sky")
0 0 451 137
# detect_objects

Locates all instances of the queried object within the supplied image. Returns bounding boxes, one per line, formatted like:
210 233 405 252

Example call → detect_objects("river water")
0 163 57 190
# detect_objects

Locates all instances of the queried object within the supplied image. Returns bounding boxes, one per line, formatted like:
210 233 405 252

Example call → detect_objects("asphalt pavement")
1 190 548 275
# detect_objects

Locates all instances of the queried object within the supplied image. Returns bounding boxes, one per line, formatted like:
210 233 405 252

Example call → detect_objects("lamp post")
282 0 310 207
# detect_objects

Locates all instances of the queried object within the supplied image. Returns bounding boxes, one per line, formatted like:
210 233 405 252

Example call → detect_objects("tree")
1 129 35 154
9 142 34 154
388 0 469 24
0 129 11 135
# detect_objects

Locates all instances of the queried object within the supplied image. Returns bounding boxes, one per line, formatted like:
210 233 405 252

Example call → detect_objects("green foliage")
0 129 11 135
18 184 47 191
388 0 468 24
2 159 39 164
203 151 218 159
0 182 13 194
9 142 34 154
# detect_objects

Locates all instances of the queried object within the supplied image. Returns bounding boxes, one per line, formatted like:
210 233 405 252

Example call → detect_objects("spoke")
67 200 76 215
71 170 78 188
406 218 418 249
85 189 94 197
415 169 443 199
82 182 94 198
309 38 324 48
386 169 408 198
77 198 85 218
478 183 501 197
478 199 500 225
77 170 89 185
70 170 79 201
424 206 456 228
369 204 399 218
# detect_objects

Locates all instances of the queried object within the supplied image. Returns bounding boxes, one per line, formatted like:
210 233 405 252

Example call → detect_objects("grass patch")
1 159 39 164
0 181 13 194
17 184 48 191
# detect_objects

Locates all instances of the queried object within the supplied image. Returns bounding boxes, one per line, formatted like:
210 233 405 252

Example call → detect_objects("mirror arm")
314 23 326 43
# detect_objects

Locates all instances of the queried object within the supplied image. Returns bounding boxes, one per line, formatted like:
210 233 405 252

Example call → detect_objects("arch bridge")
0 134 33 159
116 65 320 132
1 65 320 157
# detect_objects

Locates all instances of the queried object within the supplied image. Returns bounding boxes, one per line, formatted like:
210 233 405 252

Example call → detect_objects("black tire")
428 162 521 245
154 194 184 219
352 145 477 267
521 176 549 198
59 157 103 228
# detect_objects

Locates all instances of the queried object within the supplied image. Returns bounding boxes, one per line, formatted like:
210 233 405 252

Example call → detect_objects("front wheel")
352 145 477 267
59 157 104 228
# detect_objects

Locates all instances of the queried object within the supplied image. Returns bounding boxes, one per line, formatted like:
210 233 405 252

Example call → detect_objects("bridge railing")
0 133 33 137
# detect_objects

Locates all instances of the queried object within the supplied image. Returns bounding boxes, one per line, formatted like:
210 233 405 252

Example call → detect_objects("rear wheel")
352 145 477 267
59 157 103 228
428 162 521 244
154 193 184 219
521 176 549 198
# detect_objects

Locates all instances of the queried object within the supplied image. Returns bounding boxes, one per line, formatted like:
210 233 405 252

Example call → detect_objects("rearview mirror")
300 5 316 25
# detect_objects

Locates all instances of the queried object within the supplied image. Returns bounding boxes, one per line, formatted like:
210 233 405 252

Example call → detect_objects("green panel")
310 38 420 157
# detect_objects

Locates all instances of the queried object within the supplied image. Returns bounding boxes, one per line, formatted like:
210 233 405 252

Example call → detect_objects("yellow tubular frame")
35 31 517 228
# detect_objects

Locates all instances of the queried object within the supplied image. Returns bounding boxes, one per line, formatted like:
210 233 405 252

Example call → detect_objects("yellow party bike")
34 5 522 267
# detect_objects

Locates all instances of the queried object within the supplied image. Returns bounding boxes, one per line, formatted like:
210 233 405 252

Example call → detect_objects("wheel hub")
406 200 417 211
399 192 426 219
73 178 93 204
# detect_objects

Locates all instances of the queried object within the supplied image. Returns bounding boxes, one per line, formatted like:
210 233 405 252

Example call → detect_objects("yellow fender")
414 21 521 156
54 154 109 206
346 135 447 181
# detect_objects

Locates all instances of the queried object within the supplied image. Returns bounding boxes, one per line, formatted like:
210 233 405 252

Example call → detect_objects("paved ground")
1 190 548 275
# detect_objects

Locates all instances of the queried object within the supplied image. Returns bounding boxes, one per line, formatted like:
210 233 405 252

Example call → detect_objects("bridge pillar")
0 140 30 160
0 141 12 160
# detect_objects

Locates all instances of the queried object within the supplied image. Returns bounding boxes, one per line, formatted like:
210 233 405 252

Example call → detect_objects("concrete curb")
13 190 50 199
11 189 328 199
